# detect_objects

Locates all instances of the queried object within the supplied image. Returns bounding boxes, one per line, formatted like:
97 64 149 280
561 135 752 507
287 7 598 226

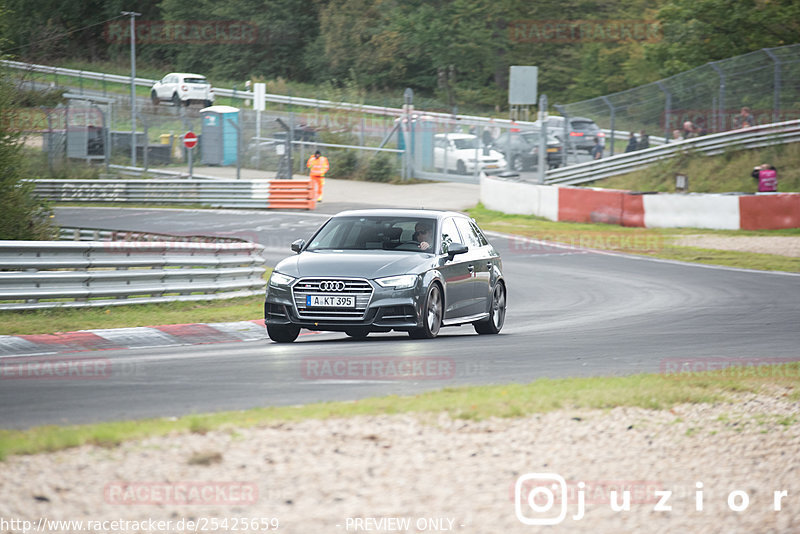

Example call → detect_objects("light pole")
121 11 141 166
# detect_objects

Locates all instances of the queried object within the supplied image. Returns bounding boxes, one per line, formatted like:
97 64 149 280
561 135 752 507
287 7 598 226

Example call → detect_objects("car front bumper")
265 282 424 332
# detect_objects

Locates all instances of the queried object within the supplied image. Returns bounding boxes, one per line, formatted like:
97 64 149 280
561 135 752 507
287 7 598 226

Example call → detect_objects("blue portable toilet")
200 105 239 165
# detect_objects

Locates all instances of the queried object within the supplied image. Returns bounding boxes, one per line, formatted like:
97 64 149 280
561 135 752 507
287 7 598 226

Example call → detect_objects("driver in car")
412 222 434 251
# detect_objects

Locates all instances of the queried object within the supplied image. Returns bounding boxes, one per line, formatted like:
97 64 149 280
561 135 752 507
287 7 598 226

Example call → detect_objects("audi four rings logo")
319 281 346 292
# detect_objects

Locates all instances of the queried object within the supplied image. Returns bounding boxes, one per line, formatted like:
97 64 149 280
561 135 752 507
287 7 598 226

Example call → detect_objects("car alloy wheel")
267 324 300 343
474 282 506 335
409 283 442 339
511 155 524 172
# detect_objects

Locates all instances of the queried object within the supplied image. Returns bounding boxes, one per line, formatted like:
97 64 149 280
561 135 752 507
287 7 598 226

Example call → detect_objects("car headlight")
375 274 418 289
268 272 295 288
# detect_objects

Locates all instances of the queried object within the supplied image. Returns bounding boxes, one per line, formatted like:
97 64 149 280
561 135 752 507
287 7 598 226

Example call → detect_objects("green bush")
365 153 396 183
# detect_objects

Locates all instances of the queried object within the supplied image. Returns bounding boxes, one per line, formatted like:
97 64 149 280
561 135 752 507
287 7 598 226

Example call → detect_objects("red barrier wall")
558 187 625 224
739 194 800 230
621 194 646 227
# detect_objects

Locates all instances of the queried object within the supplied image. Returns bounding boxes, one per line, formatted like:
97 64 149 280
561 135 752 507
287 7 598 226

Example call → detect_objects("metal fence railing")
0 239 267 310
560 45 800 156
544 119 800 186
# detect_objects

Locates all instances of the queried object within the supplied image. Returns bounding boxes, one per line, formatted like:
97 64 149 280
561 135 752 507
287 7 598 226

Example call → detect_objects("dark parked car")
491 130 563 171
535 116 606 154
264 209 507 342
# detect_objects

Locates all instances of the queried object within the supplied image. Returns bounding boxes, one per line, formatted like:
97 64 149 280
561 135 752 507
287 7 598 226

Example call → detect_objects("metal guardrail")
545 120 800 186
28 178 273 209
59 227 248 244
0 240 266 310
2 59 539 129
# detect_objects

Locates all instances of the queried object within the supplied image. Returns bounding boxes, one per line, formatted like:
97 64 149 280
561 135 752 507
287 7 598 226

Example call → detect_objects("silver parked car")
264 209 507 342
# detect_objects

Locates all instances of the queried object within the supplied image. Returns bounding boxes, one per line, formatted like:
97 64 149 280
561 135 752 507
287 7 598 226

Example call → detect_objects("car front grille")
292 278 373 320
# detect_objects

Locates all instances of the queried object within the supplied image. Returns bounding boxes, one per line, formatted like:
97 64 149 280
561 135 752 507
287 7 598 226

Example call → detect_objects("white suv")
433 133 507 175
151 73 214 107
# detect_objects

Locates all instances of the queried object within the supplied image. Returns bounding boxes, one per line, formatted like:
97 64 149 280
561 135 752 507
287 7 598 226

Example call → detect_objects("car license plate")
306 294 355 308
547 148 558 153
485 164 498 169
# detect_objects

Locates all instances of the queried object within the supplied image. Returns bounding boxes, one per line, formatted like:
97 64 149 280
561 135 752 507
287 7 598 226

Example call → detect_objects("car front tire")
474 282 506 335
267 324 300 343
456 160 467 175
409 283 443 339
345 327 370 339
151 91 159 105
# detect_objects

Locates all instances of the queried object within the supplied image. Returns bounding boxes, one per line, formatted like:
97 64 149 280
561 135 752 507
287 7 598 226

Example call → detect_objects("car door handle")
467 265 475 272
486 262 493 269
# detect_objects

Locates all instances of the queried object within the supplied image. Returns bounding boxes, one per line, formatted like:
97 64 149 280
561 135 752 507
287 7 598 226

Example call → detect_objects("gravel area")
1 392 798 533
674 235 800 258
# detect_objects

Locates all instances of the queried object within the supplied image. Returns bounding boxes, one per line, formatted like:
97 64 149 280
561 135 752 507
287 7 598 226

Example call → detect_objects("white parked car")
150 73 214 107
433 133 507 175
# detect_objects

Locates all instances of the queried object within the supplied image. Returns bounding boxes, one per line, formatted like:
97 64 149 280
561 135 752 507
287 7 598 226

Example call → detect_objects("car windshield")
452 137 479 150
571 120 598 131
520 131 561 145
184 77 208 84
306 216 437 252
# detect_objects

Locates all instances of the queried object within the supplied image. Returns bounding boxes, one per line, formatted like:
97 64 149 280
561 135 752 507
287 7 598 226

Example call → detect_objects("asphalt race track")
1 207 798 428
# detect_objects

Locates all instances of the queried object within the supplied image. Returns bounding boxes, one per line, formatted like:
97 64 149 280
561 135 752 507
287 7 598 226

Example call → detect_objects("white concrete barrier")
643 194 741 230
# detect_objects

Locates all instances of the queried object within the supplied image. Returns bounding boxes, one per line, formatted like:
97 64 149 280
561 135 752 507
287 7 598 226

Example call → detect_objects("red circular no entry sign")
183 131 198 149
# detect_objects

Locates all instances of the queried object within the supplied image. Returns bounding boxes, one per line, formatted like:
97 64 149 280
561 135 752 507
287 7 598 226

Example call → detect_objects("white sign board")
509 66 538 105
254 82 266 111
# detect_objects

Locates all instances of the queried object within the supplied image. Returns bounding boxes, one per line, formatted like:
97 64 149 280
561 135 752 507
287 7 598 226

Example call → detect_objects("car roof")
165 72 208 78
330 208 468 220
434 133 476 139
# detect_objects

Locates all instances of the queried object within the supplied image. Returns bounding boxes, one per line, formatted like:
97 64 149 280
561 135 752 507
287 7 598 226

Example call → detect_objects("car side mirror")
291 239 305 254
447 242 468 260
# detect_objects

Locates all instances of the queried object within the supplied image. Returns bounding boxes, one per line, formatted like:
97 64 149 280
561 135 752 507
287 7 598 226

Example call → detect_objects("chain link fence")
560 44 800 156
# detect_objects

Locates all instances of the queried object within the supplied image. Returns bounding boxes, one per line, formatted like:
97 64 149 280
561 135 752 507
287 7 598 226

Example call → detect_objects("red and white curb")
0 320 272 357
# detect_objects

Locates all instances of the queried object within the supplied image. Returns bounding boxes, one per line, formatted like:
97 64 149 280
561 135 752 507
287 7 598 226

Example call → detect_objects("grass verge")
1 363 797 460
0 294 266 336
468 204 800 272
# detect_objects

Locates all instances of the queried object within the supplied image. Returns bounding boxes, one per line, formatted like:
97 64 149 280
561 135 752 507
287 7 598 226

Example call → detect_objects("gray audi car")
264 209 506 342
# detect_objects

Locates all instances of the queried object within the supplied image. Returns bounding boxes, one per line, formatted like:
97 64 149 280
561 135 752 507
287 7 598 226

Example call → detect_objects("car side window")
440 218 459 255
454 218 481 249
470 221 489 246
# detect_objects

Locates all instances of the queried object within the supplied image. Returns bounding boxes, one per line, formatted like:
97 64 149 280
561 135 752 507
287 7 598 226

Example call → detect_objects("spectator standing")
672 129 684 141
751 164 778 192
638 130 650 149
735 107 755 129
625 132 638 153
306 150 330 202
591 137 603 160
682 120 697 139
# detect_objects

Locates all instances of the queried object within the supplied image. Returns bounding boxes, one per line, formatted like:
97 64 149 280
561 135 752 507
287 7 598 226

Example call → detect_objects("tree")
0 8 56 240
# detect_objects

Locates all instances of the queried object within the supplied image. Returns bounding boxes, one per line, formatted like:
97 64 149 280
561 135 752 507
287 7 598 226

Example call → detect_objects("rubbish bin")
200 105 240 165
160 133 172 145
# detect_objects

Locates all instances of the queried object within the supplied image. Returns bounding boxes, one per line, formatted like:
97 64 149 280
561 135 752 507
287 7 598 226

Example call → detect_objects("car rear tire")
172 93 181 106
456 160 467 175
203 100 213 108
409 283 443 339
474 282 506 335
267 324 300 343
511 155 524 172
